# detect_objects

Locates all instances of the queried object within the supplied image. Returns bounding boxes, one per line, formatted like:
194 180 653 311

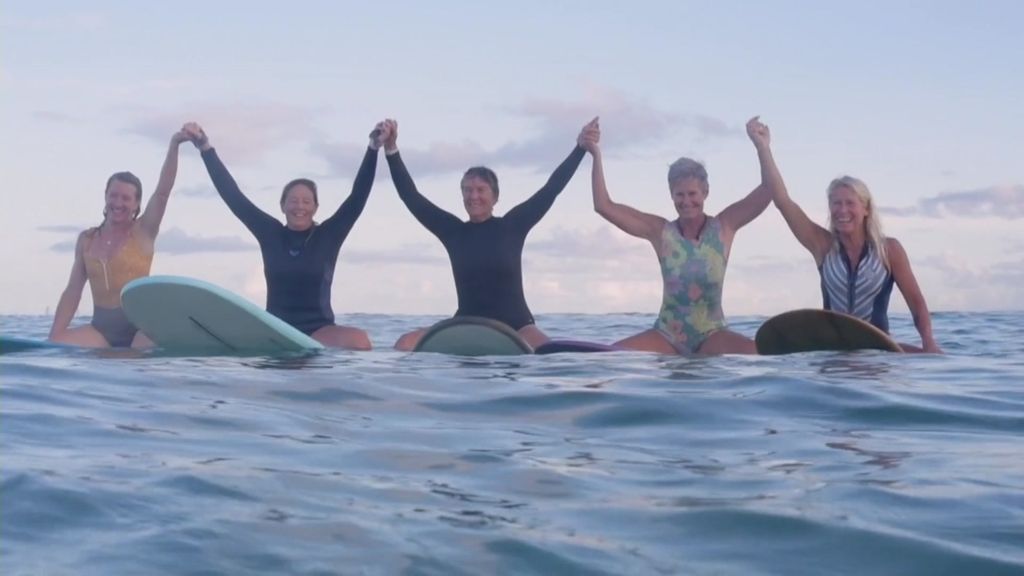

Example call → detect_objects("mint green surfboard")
122 275 323 355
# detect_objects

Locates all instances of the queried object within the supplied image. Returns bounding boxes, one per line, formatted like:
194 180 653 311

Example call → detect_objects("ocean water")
2 312 1022 575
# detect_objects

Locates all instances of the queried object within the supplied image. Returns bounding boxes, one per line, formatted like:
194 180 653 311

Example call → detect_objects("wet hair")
667 157 709 192
462 166 499 199
104 171 143 219
280 178 319 205
827 175 889 269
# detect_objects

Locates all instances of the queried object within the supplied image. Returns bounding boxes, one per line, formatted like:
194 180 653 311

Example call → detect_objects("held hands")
378 118 398 153
578 116 600 154
171 129 191 146
182 122 210 151
746 116 770 149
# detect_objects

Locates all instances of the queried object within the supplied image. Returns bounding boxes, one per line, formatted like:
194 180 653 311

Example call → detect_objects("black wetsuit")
386 146 585 329
201 147 378 334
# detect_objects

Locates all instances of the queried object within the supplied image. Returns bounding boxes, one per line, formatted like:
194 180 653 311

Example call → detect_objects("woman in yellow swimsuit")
48 126 191 348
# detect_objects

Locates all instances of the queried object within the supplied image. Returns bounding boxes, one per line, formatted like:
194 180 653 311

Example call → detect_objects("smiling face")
104 178 141 224
669 176 708 220
828 185 868 236
281 184 318 230
461 175 497 222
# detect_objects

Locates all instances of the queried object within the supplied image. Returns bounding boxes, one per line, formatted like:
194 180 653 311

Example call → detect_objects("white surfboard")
121 275 323 355
414 316 533 356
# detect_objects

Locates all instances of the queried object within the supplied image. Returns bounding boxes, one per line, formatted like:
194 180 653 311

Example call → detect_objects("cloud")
175 184 217 198
913 252 1024 310
342 245 448 265
882 185 1024 219
526 226 652 268
122 102 323 164
32 110 81 124
48 227 254 254
317 88 737 178
156 227 254 254
38 224 84 234
50 240 77 253
514 86 737 147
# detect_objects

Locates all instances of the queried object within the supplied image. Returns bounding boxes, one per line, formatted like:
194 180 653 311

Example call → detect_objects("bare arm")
586 123 665 244
138 130 189 238
48 232 89 339
887 237 941 353
717 117 776 235
762 127 832 263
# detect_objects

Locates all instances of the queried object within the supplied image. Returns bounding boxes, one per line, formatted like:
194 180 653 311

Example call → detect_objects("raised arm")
184 122 278 237
585 119 665 244
716 117 776 235
48 232 89 340
887 238 941 352
320 127 381 236
754 119 832 263
504 126 588 231
137 128 190 238
380 119 461 238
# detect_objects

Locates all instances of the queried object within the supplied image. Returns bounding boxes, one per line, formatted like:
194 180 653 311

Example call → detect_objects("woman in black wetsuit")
184 121 381 350
377 118 598 351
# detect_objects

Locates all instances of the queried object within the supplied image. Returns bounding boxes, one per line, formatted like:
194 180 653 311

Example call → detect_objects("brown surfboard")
755 309 903 355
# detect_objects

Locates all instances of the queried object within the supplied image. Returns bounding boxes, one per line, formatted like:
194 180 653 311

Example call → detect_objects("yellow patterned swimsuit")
83 225 153 346
653 217 728 354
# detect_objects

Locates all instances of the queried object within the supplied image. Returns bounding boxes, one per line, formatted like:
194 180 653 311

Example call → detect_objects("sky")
2 1 1022 319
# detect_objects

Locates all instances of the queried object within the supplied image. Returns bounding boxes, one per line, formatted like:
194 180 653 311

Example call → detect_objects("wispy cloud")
122 102 323 164
316 88 737 178
156 228 254 254
47 227 254 254
882 185 1024 219
38 224 84 234
527 226 652 267
32 110 81 124
175 184 217 198
914 252 1024 310
50 240 77 253
342 245 448 265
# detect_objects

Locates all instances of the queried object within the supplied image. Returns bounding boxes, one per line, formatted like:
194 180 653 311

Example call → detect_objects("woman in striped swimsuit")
769 168 941 352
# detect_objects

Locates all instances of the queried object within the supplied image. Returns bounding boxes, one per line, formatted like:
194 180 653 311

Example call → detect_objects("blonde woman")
771 170 941 353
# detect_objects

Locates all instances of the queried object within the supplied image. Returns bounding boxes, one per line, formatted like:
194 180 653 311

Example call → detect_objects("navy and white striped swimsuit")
819 242 895 332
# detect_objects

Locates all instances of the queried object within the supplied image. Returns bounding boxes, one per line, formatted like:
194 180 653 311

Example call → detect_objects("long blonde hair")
827 176 888 269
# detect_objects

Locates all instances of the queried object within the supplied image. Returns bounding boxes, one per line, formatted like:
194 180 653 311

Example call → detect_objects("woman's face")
829 185 868 235
281 185 318 230
461 175 497 222
104 180 140 224
670 177 707 220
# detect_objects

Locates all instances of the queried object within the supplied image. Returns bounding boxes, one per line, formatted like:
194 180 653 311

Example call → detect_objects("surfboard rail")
414 316 533 356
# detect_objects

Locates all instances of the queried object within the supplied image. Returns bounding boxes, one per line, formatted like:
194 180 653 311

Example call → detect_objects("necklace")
677 214 709 241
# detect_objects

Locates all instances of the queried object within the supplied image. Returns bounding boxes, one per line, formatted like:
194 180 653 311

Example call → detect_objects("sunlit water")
2 312 1022 575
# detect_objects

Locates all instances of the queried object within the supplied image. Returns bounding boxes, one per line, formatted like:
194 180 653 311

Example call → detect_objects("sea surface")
2 312 1022 575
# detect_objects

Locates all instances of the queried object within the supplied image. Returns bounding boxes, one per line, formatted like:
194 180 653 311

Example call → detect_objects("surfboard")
755 309 903 355
534 340 621 355
0 335 74 354
413 316 534 356
121 275 324 355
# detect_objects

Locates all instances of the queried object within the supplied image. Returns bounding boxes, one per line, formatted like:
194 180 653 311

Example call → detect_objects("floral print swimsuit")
653 217 728 354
